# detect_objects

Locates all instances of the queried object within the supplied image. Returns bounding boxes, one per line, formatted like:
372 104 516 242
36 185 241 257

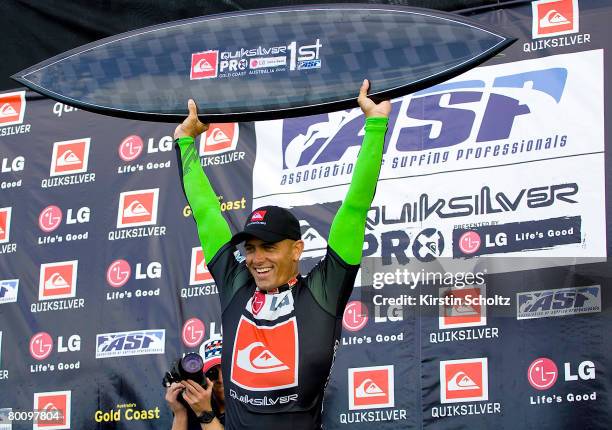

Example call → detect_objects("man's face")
244 238 304 290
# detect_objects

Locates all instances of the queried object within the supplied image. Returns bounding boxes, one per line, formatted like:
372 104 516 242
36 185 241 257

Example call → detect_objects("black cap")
230 205 301 245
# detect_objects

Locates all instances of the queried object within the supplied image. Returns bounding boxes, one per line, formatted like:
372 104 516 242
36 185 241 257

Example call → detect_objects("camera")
163 352 207 388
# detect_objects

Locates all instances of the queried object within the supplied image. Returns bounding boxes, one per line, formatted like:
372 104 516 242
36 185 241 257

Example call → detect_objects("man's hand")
165 382 187 415
181 379 213 416
357 79 391 119
174 99 210 140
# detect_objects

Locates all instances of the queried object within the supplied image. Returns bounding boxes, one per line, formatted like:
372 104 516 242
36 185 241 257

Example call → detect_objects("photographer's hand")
182 379 213 416
165 382 187 415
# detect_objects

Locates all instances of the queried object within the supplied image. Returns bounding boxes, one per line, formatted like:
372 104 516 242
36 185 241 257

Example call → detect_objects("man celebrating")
175 80 390 429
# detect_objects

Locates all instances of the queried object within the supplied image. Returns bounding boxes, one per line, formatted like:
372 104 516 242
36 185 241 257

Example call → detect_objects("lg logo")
528 357 595 390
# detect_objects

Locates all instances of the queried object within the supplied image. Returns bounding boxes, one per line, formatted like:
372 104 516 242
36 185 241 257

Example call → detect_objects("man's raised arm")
174 99 232 261
328 80 391 265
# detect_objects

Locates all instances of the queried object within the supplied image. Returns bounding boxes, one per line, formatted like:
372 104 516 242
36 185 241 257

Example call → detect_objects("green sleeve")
327 117 388 265
176 136 232 261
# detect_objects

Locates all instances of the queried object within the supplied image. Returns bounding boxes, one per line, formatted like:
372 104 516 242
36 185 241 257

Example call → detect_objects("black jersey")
207 243 359 430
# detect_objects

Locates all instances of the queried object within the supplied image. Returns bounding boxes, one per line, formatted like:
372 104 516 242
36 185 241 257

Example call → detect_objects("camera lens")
181 352 204 373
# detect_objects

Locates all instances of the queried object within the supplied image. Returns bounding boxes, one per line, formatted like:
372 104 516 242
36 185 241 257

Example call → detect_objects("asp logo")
517 285 601 319
191 51 219 80
117 188 159 228
0 207 11 243
33 390 71 430
0 279 18 304
30 332 54 361
282 67 568 169
190 247 214 285
439 285 486 329
95 329 165 358
199 123 239 155
39 261 78 301
440 357 488 403
231 316 298 391
532 0 579 39
342 301 369 332
118 135 144 162
0 91 26 126
50 138 90 177
182 318 206 347
348 365 395 410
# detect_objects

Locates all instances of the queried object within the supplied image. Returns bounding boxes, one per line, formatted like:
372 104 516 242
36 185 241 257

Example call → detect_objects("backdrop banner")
0 1 610 429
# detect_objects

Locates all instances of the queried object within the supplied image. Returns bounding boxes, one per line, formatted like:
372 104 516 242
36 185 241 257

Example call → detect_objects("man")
165 337 225 430
175 79 390 429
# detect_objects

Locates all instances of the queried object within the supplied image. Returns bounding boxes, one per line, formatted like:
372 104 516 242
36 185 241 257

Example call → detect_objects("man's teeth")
256 268 271 274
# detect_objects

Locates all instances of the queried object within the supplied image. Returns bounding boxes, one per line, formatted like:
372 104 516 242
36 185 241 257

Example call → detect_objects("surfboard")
12 5 515 122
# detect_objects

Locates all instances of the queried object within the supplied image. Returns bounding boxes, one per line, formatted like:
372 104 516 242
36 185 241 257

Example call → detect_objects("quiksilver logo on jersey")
231 316 298 391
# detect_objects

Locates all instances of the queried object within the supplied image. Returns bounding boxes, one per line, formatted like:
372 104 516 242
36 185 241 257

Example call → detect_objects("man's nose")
252 247 265 263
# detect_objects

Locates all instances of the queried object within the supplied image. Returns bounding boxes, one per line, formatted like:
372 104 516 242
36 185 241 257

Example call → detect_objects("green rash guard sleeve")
327 117 388 265
177 136 232 261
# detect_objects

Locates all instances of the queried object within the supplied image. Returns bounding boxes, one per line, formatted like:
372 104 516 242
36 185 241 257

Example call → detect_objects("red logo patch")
231 316 298 391
200 123 239 155
39 261 78 300
0 91 25 126
30 332 53 361
342 301 369 332
532 0 579 39
191 51 219 80
528 357 558 390
348 366 395 409
117 188 159 228
33 390 71 429
182 318 206 347
458 231 481 255
50 139 90 176
251 291 266 315
251 210 267 222
0 207 11 243
190 247 214 285
118 135 144 162
106 259 131 288
439 286 486 329
38 205 63 233
440 358 488 403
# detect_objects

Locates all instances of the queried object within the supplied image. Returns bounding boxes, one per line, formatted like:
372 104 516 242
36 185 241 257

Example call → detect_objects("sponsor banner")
348 365 395 410
0 279 18 304
253 50 603 202
96 330 165 359
517 285 601 320
532 0 579 39
440 357 488 404
38 261 78 301
453 216 582 258
29 332 81 373
116 134 174 174
316 153 603 269
527 357 599 406
33 390 71 430
0 91 25 127
189 39 321 81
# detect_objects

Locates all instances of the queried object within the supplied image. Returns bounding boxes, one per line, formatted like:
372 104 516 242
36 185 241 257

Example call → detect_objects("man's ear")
293 240 305 261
